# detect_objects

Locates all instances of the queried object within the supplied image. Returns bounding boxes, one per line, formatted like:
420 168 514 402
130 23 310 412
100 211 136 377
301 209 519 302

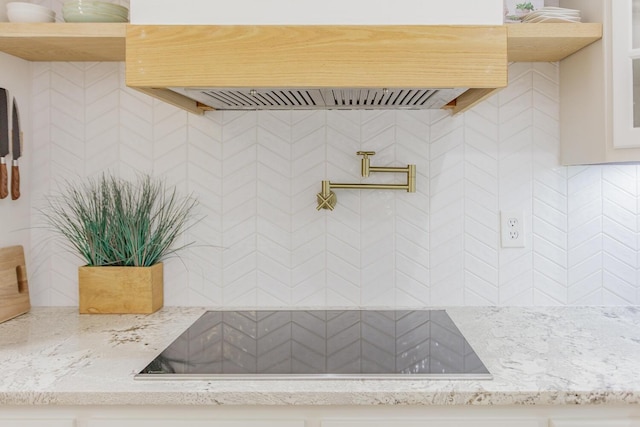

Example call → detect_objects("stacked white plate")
7 2 56 22
62 0 128 22
522 7 581 23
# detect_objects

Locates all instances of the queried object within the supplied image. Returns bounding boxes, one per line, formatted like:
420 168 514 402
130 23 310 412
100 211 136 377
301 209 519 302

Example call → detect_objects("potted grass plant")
515 2 535 16
42 173 198 314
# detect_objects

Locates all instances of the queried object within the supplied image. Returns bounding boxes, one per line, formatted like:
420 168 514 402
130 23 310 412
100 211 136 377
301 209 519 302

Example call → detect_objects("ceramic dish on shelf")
533 6 580 13
523 12 580 20
62 0 128 22
524 11 580 19
63 11 127 22
523 14 581 23
63 1 128 17
525 16 582 23
521 6 581 24
6 2 55 22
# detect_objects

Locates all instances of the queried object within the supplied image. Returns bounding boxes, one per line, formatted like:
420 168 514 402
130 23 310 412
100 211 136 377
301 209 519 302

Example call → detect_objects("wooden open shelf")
0 22 602 64
507 23 602 62
0 23 126 61
448 22 603 114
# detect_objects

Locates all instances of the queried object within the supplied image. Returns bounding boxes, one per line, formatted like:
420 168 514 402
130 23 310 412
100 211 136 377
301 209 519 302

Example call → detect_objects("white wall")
26 61 640 307
0 53 31 259
130 0 504 25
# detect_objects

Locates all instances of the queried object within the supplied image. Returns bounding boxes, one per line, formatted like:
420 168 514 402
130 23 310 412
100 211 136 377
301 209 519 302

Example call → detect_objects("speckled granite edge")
2 389 639 406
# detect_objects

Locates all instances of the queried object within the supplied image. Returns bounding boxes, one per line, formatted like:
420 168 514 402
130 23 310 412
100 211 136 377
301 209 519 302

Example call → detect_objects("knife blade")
11 98 21 201
0 88 8 199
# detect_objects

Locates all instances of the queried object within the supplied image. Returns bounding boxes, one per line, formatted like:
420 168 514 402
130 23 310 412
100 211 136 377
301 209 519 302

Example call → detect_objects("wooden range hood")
126 25 509 115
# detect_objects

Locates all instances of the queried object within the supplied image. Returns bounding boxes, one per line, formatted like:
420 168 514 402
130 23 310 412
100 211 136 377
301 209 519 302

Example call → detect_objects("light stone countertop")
0 306 639 406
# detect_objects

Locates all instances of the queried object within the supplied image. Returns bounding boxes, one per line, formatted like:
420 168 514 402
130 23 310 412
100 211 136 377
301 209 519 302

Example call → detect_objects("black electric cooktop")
136 310 491 380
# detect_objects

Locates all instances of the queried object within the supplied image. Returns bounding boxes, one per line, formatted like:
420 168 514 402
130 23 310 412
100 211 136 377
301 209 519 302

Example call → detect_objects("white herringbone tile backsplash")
28 62 640 307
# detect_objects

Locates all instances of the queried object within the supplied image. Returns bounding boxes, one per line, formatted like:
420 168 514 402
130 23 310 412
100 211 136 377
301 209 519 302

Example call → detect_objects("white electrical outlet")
500 211 525 248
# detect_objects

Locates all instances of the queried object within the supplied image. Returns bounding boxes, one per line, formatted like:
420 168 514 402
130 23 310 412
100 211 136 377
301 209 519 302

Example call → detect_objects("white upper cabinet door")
560 0 640 164
612 0 640 148
129 0 503 25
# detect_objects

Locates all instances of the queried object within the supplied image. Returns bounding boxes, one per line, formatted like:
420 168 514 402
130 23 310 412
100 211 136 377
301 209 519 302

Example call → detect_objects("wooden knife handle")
11 163 19 200
0 161 7 199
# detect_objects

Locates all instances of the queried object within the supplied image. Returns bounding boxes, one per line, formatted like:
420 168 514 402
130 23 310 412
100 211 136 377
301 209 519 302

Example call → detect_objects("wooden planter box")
78 263 163 314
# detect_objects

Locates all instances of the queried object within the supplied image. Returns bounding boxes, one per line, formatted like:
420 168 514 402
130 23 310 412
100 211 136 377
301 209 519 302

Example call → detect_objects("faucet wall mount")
317 151 416 211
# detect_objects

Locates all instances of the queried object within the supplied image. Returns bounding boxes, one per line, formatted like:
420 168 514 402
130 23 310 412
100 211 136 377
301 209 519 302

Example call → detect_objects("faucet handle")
356 151 375 177
356 151 376 159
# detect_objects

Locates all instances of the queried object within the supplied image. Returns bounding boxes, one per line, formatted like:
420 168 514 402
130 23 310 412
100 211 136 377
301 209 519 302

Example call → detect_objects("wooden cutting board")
0 245 30 323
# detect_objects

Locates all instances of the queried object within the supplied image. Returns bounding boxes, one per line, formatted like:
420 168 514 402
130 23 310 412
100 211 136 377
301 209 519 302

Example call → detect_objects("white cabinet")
322 419 546 427
0 420 75 427
551 419 640 427
87 420 304 427
612 0 640 148
560 0 640 164
2 407 640 427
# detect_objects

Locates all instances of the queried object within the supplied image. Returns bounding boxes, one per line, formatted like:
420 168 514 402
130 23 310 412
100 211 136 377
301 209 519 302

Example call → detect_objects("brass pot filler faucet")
316 151 416 211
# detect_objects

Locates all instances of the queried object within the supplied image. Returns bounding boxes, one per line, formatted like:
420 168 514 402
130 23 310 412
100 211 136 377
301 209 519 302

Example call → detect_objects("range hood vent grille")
171 87 468 110
200 89 322 108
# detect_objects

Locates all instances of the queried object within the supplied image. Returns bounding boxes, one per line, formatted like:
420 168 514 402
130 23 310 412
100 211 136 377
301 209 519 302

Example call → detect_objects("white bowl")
7 2 54 14
7 2 55 22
